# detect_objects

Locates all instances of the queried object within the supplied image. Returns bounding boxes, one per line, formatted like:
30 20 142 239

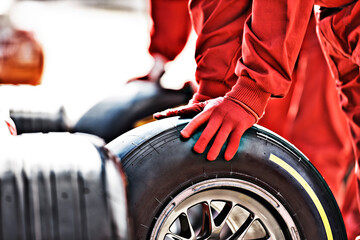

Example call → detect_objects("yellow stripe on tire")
269 154 333 240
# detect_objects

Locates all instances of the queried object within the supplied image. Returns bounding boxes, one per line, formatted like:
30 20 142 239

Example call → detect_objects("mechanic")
128 0 192 83
258 14 359 239
153 0 360 239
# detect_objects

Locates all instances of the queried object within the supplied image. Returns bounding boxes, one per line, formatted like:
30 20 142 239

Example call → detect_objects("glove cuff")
226 75 271 119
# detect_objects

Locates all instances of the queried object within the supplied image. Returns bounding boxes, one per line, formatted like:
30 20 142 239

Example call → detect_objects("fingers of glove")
180 107 213 138
193 112 223 154
153 102 205 120
153 109 176 119
207 121 233 161
153 107 187 119
223 127 244 161
224 115 256 161
179 102 206 117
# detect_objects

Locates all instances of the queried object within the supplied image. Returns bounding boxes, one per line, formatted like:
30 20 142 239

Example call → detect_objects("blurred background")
0 0 196 124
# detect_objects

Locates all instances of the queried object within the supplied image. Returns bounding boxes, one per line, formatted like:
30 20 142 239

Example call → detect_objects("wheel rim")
150 178 300 240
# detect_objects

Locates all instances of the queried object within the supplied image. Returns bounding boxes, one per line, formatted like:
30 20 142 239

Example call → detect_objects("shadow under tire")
107 117 347 240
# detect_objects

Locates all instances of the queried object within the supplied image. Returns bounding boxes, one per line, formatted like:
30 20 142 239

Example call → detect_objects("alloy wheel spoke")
179 212 196 239
165 232 194 240
198 201 214 237
213 201 234 231
226 214 256 240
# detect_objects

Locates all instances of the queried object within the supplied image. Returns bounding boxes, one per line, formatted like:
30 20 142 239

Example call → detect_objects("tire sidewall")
121 125 345 240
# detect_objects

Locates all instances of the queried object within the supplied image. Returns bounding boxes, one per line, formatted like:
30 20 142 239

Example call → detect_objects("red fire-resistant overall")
258 15 360 239
148 0 192 62
315 2 360 239
259 15 354 205
189 0 360 238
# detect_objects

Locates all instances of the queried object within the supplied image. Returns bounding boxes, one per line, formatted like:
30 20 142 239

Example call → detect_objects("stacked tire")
0 133 130 240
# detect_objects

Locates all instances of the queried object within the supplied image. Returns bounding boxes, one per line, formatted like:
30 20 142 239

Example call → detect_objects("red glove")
154 97 256 161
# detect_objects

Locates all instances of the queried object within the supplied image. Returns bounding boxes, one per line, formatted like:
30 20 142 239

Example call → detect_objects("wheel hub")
150 178 299 240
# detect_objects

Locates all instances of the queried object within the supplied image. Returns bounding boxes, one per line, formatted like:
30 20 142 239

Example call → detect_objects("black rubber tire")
74 80 194 143
10 106 70 134
0 133 130 240
106 117 347 240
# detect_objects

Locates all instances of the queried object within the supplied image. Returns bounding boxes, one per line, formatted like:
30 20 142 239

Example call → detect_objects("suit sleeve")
226 0 315 118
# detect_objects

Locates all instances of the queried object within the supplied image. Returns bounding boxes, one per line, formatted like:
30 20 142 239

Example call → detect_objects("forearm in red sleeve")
149 0 192 61
227 0 315 119
189 0 252 99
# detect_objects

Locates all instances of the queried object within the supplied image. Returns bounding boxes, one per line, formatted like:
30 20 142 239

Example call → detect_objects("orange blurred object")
0 29 44 85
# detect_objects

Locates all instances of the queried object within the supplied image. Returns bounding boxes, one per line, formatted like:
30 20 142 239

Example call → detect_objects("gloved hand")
154 96 256 161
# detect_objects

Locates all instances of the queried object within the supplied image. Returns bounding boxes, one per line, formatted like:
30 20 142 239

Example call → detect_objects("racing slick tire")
106 117 347 240
0 133 130 240
10 106 70 134
74 80 194 143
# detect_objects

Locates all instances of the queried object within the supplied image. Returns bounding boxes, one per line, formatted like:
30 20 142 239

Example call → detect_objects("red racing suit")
148 0 192 62
258 15 360 239
189 0 360 238
259 15 354 206
315 2 360 239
